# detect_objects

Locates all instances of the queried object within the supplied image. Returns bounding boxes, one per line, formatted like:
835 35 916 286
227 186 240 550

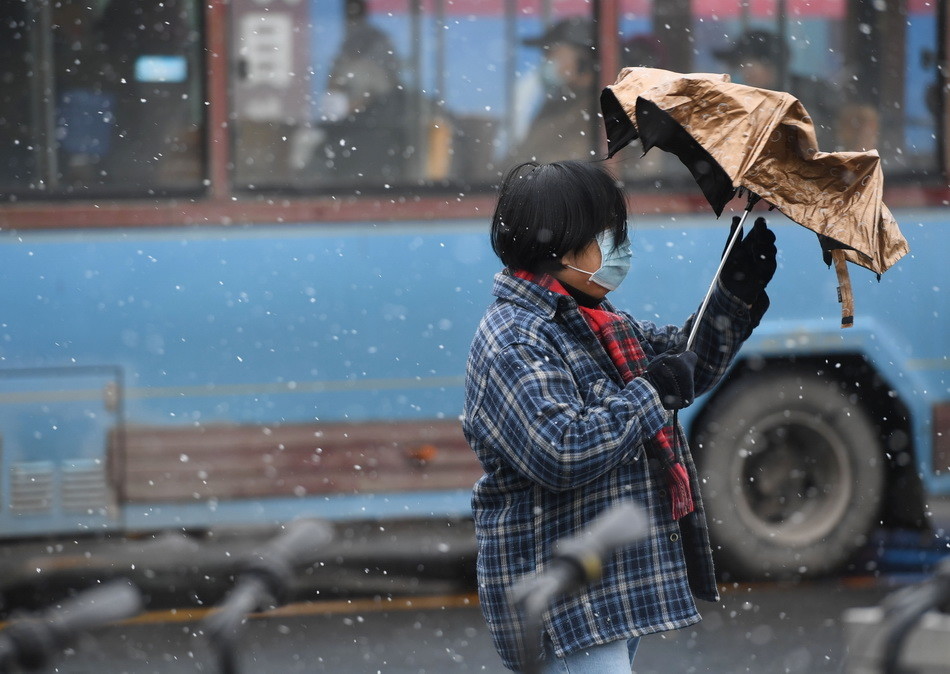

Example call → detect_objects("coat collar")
492 270 569 319
492 270 621 319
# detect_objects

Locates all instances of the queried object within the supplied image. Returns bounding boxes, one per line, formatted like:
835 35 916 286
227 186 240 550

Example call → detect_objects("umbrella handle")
831 249 855 328
685 203 755 351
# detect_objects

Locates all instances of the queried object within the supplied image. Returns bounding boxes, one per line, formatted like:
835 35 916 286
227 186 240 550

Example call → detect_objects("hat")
713 29 786 64
621 34 668 69
523 17 595 49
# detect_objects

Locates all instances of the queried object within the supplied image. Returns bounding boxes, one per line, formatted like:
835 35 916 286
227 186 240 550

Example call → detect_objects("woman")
462 160 776 672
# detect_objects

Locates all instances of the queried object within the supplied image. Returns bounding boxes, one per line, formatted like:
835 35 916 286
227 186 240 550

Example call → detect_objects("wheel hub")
732 411 853 546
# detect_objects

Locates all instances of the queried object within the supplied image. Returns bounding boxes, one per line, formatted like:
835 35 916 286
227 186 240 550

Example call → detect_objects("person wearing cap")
305 1 412 183
713 29 842 148
505 17 599 164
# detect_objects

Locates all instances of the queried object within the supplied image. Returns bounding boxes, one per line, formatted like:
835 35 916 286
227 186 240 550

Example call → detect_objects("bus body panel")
0 205 945 537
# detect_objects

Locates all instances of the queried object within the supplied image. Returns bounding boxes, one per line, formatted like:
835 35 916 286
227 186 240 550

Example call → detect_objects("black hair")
490 160 628 274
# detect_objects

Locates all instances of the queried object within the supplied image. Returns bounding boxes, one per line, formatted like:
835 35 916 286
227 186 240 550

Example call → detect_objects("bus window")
0 1 34 193
230 0 600 193
690 1 939 175
57 0 204 195
1 0 206 199
502 11 601 167
613 2 679 183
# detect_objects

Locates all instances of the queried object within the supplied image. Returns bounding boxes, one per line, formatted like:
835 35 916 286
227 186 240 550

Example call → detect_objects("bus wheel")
695 371 884 580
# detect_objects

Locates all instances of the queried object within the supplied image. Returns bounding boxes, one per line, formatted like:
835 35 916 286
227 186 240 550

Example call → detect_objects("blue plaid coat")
462 271 762 671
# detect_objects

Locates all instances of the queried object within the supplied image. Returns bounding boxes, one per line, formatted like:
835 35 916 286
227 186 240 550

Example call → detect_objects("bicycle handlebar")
511 503 649 674
0 579 143 672
203 518 334 674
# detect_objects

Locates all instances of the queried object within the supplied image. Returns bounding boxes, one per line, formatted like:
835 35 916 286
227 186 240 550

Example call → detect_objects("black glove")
721 216 777 305
643 351 698 410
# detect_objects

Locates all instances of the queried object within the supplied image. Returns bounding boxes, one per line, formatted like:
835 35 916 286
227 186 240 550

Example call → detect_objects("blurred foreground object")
0 579 143 672
843 558 950 673
601 66 909 328
510 503 649 674
204 518 334 674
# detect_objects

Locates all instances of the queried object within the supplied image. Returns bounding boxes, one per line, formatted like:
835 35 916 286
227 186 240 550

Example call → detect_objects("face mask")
565 229 632 291
320 90 350 122
539 59 564 89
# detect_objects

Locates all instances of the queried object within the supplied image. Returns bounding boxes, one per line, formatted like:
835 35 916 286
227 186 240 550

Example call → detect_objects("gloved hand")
721 216 777 305
643 351 698 410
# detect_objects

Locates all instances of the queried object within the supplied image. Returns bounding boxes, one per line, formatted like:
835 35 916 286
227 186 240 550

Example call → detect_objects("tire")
694 370 885 580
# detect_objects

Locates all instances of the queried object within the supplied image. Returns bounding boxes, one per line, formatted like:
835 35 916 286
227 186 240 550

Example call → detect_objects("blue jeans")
540 635 640 673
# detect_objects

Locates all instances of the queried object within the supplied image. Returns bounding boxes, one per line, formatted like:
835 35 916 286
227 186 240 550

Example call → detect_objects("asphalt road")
20 577 910 673
2 519 947 672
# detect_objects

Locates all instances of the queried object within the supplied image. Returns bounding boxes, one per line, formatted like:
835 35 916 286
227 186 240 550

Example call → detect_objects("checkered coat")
462 271 762 671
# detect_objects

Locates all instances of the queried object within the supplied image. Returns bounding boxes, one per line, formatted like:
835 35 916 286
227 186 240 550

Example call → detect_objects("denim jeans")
540 635 641 673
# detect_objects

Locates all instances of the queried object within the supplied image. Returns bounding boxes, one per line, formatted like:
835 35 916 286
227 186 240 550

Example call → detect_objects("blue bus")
0 0 946 580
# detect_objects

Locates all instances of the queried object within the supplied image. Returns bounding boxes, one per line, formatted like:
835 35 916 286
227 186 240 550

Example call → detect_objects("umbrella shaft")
685 207 753 352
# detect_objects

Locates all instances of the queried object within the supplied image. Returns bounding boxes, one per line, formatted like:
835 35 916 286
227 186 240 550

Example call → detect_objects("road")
23 576 915 673
2 521 947 672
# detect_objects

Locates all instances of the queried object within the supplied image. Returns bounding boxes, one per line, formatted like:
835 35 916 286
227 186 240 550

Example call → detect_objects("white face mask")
539 59 564 89
320 90 350 122
564 230 633 291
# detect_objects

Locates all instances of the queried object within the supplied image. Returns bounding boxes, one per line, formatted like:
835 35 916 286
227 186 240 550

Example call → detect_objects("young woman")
462 160 776 672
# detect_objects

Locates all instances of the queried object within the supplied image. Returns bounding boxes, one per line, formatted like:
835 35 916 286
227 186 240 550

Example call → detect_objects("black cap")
713 29 786 64
523 17 595 50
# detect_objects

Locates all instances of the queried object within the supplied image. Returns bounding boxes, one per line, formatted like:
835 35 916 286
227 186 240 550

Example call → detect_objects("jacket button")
670 533 680 542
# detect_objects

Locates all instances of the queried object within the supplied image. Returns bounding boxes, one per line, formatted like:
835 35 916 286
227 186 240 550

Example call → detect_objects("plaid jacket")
462 271 762 671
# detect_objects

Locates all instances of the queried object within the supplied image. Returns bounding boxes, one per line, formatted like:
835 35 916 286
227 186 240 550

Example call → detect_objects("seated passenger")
505 17 599 164
307 7 412 185
714 30 843 148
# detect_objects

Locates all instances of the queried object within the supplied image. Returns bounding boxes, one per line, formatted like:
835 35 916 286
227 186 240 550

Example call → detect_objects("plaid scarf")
515 270 694 520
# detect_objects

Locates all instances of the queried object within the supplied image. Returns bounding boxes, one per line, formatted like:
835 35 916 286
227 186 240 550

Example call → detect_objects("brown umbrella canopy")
601 67 908 276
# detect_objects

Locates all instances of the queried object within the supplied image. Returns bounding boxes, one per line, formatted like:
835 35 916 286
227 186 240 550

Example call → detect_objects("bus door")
0 367 122 538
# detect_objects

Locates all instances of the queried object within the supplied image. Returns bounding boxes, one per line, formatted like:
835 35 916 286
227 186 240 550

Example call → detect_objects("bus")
0 0 946 581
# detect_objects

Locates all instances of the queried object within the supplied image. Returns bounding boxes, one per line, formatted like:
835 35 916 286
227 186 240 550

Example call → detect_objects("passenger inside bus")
504 17 599 165
713 29 878 152
53 1 116 189
304 2 417 185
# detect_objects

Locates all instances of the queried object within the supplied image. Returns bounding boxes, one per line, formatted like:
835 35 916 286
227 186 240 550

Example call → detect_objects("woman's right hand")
643 351 698 410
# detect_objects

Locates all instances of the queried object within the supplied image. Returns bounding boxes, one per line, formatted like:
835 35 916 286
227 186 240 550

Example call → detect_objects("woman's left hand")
722 216 777 304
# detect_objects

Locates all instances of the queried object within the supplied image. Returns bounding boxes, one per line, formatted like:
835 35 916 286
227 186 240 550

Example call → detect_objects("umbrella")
600 66 909 341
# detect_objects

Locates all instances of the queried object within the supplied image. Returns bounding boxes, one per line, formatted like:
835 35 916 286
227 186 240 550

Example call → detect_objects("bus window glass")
613 1 941 186
49 0 204 196
231 0 600 193
0 0 205 199
689 1 939 176
0 2 35 193
613 0 678 183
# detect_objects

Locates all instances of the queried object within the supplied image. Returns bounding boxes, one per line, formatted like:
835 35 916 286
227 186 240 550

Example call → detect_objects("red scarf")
515 270 694 520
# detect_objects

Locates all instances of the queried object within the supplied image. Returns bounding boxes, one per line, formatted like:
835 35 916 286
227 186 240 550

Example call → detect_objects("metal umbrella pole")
685 191 760 352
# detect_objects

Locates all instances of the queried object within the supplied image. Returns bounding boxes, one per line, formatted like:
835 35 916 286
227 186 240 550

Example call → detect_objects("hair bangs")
490 160 629 273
